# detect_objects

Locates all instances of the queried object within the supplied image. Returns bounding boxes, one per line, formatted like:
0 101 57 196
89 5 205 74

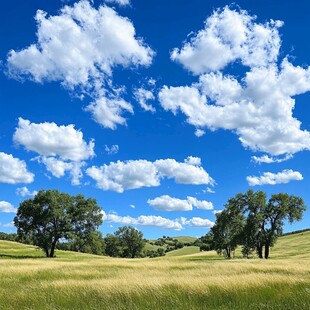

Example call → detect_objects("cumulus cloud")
102 211 214 230
86 156 214 192
133 88 156 112
14 118 93 185
0 152 34 184
159 6 310 156
0 201 17 213
148 195 192 211
102 211 183 230
105 144 119 155
180 217 214 228
7 0 154 129
247 169 303 186
171 6 282 74
14 118 94 161
16 187 38 197
147 195 213 211
154 158 215 185
87 159 159 192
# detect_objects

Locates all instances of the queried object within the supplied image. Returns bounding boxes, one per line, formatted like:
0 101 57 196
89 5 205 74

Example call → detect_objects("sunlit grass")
0 231 309 309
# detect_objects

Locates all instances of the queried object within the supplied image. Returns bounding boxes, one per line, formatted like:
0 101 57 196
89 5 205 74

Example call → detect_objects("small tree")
115 226 145 258
14 190 103 257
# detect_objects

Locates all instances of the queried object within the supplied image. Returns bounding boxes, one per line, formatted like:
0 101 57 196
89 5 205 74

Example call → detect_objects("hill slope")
0 231 309 309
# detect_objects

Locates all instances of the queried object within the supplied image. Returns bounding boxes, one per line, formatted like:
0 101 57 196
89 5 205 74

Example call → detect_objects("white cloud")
171 6 282 74
7 0 154 129
133 88 156 112
102 211 183 230
86 156 214 192
14 118 94 161
0 152 34 184
251 154 293 164
147 195 213 212
105 0 131 6
0 201 17 213
203 187 216 194
159 7 310 157
186 196 214 210
184 156 201 166
14 118 93 185
16 187 38 197
37 157 85 185
154 157 215 185
102 211 214 230
87 159 160 192
247 169 303 186
182 217 214 228
195 129 205 137
85 96 134 130
105 144 119 155
148 195 192 211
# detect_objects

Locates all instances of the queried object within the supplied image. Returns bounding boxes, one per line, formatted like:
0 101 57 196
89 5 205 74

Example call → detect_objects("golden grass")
0 231 309 309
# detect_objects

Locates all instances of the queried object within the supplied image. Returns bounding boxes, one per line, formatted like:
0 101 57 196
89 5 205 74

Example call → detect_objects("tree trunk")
225 245 231 259
257 245 263 259
264 244 270 259
44 248 49 257
49 240 57 258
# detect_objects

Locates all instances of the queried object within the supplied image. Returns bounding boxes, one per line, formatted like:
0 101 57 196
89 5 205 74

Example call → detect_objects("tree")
211 205 245 258
70 231 105 255
14 190 103 257
104 234 121 257
262 193 305 259
209 190 306 259
115 226 145 258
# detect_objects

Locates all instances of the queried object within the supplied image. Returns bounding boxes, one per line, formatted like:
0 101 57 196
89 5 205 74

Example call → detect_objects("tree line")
4 189 307 259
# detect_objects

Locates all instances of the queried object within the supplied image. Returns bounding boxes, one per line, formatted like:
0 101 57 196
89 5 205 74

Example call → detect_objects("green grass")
166 246 200 257
0 231 309 309
172 236 198 243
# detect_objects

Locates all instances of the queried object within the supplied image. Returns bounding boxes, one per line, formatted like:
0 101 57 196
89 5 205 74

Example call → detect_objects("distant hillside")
1 229 309 259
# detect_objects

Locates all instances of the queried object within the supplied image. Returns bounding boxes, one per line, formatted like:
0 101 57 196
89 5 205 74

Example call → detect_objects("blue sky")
1 0 310 239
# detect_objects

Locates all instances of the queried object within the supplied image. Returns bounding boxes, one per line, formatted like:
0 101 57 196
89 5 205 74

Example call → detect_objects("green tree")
70 231 105 255
104 234 121 257
14 190 103 257
211 204 245 258
210 190 306 259
115 226 145 258
262 193 305 259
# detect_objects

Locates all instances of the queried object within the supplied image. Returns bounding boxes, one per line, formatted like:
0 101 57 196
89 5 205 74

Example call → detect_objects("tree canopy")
14 190 103 257
202 190 306 259
104 226 145 258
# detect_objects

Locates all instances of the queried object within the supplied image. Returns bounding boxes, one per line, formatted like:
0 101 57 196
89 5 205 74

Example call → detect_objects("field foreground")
0 231 309 309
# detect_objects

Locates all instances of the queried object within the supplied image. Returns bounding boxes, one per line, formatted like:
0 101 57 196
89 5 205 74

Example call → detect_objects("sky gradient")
1 0 310 239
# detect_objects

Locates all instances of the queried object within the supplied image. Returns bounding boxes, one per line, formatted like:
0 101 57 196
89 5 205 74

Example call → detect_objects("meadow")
0 231 309 309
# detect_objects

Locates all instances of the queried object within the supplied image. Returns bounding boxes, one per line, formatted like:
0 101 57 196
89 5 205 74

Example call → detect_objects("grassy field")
0 232 309 309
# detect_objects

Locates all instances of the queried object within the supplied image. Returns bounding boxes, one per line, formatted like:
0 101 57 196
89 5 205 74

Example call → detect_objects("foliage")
204 190 306 259
104 226 145 258
14 190 103 257
0 232 18 242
